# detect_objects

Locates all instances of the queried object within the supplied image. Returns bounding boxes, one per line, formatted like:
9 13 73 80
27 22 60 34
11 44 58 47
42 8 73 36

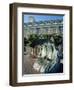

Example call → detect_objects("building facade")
24 16 63 39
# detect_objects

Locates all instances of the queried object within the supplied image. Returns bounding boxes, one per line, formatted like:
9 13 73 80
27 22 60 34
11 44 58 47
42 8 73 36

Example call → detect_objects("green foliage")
24 37 29 46
24 34 63 48
53 35 63 46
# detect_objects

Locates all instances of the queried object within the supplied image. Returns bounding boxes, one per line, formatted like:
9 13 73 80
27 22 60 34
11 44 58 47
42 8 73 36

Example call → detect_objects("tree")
24 37 29 46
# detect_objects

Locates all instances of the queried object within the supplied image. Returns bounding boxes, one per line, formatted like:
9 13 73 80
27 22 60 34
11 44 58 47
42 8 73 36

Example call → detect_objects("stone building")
24 16 63 39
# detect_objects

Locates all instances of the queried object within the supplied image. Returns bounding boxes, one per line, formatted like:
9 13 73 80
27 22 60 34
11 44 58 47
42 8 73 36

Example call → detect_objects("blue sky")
24 14 63 23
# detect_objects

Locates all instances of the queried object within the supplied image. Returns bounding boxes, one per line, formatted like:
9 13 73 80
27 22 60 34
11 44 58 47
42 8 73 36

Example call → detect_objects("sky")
23 13 64 23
